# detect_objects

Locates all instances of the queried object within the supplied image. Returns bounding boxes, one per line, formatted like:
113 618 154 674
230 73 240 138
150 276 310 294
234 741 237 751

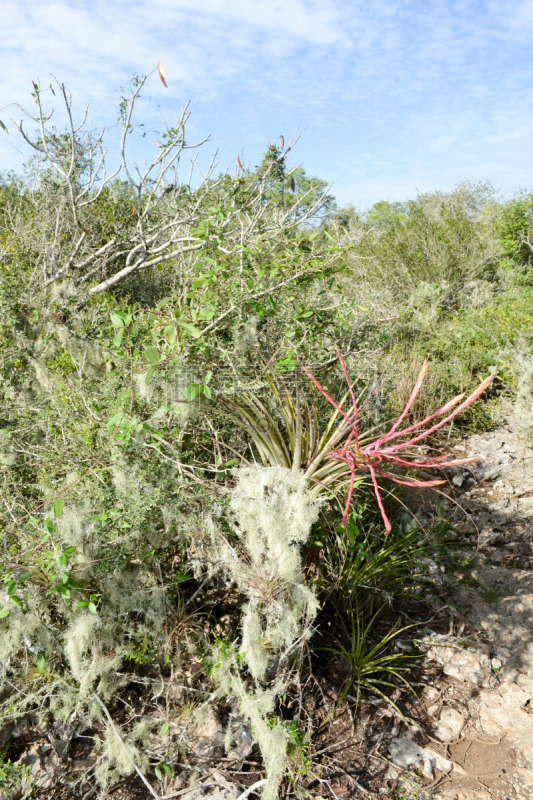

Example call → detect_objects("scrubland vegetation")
0 73 532 798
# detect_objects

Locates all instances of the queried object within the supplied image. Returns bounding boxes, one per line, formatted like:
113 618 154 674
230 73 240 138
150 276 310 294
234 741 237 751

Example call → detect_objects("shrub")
342 182 503 313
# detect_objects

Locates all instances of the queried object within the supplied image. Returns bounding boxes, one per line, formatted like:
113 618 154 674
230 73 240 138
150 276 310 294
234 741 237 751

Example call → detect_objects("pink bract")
303 351 495 532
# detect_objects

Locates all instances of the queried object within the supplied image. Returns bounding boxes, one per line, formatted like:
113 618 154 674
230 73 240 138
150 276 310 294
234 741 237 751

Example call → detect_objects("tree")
248 142 335 224
364 200 405 231
3 76 334 316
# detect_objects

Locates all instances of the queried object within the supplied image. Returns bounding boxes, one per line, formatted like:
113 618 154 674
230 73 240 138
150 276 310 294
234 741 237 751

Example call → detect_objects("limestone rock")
388 731 464 780
226 718 253 763
477 681 533 737
433 707 465 742
424 636 492 688
188 707 226 764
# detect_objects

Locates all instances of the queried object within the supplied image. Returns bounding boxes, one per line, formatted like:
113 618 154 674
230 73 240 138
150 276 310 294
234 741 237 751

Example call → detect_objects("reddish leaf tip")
158 62 168 88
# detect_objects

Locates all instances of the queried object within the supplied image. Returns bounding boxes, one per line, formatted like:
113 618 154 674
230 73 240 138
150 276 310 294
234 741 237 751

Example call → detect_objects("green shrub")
496 190 533 277
343 181 502 310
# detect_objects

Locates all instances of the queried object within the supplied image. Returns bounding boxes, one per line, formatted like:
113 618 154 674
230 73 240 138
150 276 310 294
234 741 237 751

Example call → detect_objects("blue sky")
1 0 532 209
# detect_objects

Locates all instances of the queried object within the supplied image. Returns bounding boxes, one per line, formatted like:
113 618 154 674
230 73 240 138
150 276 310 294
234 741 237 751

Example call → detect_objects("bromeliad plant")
303 350 495 530
208 364 358 499
212 351 494 532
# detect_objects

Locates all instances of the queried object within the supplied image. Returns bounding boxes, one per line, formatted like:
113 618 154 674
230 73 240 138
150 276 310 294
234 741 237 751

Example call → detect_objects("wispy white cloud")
1 0 533 207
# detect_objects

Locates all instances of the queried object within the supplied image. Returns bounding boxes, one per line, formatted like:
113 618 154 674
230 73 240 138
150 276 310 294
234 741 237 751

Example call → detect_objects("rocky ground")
4 406 533 800
384 405 533 800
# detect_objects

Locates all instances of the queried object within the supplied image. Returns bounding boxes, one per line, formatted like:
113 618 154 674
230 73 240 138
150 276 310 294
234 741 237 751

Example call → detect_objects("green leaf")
346 525 357 545
185 383 202 401
110 312 125 328
162 764 172 778
37 654 46 674
40 533 51 544
88 603 98 614
159 723 169 737
53 498 64 518
61 571 70 585
203 385 212 399
192 278 208 289
0 609 9 619
0 120 8 134
18 572 34 582
58 554 68 567
45 518 54 534
9 595 22 605
113 329 124 347
63 546 76 555
171 572 190 585
140 550 155 560
156 297 172 310
6 581 17 596
145 367 155 386
178 321 202 339
146 346 160 364
75 601 89 609
204 370 212 384
154 766 162 780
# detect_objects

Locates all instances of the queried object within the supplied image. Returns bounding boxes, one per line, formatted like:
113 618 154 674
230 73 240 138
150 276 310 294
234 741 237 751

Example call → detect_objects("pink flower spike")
373 469 446 487
379 392 466 449
303 366 354 429
381 454 479 469
386 373 495 452
335 348 359 448
368 464 392 532
387 358 429 437
304 350 495 535
431 456 479 467
341 462 358 528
